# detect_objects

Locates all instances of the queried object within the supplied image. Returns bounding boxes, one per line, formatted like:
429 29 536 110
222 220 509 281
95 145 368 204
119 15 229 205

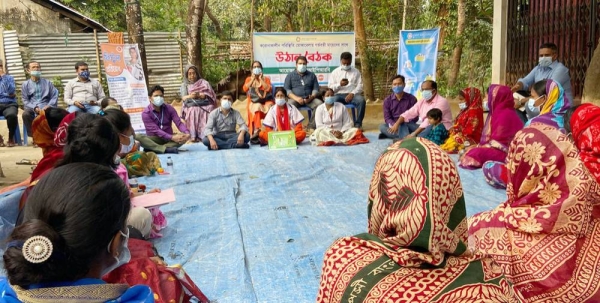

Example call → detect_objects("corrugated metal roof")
29 0 111 32
3 31 27 88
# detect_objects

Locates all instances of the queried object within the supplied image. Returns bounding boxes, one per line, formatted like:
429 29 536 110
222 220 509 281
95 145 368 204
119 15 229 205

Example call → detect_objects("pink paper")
131 188 176 208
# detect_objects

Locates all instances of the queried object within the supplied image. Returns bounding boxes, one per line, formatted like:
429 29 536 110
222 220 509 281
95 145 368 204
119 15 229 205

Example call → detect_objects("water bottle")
130 178 139 193
166 157 174 174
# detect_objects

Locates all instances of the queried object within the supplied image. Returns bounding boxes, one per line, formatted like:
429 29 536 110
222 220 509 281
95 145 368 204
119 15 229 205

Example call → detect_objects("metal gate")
506 0 600 100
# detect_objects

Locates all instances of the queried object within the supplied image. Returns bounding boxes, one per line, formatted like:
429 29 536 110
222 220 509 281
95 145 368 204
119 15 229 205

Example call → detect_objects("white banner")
252 32 356 87
100 43 149 133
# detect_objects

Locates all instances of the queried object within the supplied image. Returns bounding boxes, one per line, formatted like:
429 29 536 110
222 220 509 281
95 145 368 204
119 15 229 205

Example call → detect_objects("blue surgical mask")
252 67 262 75
422 90 433 101
275 98 287 106
325 96 335 104
30 71 42 78
152 96 164 107
297 64 307 73
539 57 553 68
79 70 90 79
221 99 232 110
392 86 404 94
102 230 131 276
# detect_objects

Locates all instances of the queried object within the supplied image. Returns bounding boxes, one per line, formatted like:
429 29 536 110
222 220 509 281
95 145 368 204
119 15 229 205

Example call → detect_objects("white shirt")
327 66 363 95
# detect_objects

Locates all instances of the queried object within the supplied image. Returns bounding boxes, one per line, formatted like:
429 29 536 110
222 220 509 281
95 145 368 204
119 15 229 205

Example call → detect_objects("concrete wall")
0 0 83 34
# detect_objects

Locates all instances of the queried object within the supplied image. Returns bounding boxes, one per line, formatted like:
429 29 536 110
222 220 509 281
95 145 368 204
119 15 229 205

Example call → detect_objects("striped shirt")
0 74 16 104
64 77 105 105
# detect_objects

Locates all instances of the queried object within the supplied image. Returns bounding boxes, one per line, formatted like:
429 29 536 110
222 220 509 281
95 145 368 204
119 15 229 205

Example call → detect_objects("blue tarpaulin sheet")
0 133 506 302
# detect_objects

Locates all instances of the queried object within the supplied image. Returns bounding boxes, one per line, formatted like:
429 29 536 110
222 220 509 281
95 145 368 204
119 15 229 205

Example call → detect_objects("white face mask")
422 90 433 101
527 96 544 115
275 98 287 106
152 96 164 107
120 134 135 154
539 57 553 68
252 67 262 75
221 99 232 110
297 64 307 73
341 65 351 71
459 102 467 110
102 230 131 276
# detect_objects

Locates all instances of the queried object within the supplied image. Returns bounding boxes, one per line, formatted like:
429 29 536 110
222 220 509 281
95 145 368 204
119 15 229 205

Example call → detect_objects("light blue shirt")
518 60 573 102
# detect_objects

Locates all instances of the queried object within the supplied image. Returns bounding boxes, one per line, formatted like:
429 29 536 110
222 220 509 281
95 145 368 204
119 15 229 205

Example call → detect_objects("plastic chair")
299 106 313 124
345 103 357 125
0 116 25 146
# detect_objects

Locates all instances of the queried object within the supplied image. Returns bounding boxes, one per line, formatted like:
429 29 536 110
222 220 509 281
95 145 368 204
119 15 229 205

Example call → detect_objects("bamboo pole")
402 0 407 30
178 30 184 78
93 29 103 85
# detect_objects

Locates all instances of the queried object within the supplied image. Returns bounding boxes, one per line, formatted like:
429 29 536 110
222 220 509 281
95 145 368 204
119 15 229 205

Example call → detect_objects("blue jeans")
334 93 366 127
202 132 250 150
68 104 101 114
378 122 432 139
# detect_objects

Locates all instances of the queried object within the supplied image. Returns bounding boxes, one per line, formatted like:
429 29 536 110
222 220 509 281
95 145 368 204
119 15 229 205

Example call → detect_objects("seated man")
284 56 323 130
21 61 58 142
327 52 366 128
391 80 452 139
203 91 250 150
0 59 18 147
138 85 190 154
310 89 368 146
378 75 418 139
64 61 105 114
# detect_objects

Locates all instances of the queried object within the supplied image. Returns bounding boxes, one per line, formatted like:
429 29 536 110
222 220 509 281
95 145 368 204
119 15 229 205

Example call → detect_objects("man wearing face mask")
203 91 250 150
378 75 418 139
64 61 105 114
327 52 366 128
138 85 190 154
22 61 58 143
284 56 323 130
511 43 572 114
393 80 452 139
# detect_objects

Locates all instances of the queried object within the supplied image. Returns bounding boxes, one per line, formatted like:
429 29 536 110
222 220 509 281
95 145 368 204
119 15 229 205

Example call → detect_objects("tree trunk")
436 2 449 51
205 0 223 39
583 41 600 105
264 15 272 32
186 0 206 75
284 13 294 31
448 0 466 88
124 0 149 88
352 0 374 101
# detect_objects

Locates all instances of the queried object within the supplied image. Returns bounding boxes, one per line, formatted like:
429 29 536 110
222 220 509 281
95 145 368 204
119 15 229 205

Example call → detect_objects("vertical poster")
397 28 440 98
100 43 149 133
253 32 356 87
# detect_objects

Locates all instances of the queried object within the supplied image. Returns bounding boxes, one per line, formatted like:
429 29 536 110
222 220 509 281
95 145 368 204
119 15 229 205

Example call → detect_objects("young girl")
424 108 449 145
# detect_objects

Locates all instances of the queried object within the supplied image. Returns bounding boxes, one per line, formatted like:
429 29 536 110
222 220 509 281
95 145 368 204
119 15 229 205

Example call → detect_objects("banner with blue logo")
397 28 440 98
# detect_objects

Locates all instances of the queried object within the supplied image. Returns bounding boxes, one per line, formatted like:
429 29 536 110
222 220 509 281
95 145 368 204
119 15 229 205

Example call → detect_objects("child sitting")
424 108 449 145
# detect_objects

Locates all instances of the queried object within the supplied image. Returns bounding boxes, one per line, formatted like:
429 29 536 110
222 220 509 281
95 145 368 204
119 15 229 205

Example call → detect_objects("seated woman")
310 88 368 146
103 108 166 238
1 163 154 302
469 123 600 302
180 65 217 142
459 85 523 169
243 61 274 144
482 79 571 188
440 87 484 153
317 138 523 303
259 87 306 145
568 103 600 183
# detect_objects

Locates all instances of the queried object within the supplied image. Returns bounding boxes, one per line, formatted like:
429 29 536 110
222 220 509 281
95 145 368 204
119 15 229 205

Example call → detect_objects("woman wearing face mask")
310 88 369 146
180 65 217 142
1 163 154 302
243 61 274 144
481 79 571 189
440 87 484 153
258 87 306 145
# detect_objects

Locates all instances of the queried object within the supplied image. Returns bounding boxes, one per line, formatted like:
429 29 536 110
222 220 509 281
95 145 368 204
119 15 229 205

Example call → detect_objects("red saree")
469 124 600 302
571 103 600 183
441 87 484 152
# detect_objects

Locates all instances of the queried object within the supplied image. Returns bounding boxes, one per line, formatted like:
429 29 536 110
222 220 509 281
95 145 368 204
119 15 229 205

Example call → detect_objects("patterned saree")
571 103 600 184
469 124 600 302
317 138 523 303
440 87 484 153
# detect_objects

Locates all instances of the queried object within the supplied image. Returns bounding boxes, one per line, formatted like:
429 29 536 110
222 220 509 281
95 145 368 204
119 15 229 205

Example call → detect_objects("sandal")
16 159 38 165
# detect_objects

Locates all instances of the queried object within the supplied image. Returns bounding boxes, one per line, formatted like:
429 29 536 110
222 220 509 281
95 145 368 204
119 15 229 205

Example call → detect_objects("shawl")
31 110 56 156
53 112 77 147
478 85 523 148
527 79 571 129
317 138 524 303
469 123 600 302
571 103 600 183
450 87 484 143
262 104 304 130
180 65 216 106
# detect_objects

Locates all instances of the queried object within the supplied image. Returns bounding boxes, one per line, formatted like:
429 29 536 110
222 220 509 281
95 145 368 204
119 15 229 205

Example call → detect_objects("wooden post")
178 30 184 78
93 29 103 85
0 27 7 71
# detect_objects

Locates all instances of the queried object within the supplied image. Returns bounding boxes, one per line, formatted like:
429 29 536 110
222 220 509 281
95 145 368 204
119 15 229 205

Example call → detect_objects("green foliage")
61 0 126 31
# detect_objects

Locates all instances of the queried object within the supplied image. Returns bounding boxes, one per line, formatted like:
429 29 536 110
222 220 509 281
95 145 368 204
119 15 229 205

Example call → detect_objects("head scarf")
527 79 571 128
180 65 216 103
32 110 55 156
469 123 600 300
479 85 524 148
571 103 600 183
451 87 484 143
53 112 78 147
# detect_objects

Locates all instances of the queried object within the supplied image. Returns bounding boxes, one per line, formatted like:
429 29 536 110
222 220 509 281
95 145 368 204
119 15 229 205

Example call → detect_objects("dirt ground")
0 98 460 188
